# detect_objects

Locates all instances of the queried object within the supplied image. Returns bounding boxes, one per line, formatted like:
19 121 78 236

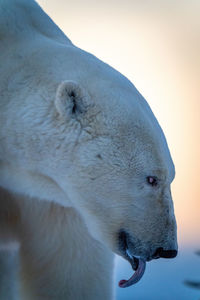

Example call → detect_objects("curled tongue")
118 257 146 288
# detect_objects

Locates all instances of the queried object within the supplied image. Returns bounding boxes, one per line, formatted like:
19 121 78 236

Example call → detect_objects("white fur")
0 0 177 299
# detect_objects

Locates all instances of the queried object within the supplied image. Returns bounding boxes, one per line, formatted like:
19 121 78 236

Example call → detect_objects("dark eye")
146 176 158 187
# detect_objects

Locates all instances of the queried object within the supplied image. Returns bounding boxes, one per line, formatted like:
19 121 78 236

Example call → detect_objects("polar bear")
0 0 178 299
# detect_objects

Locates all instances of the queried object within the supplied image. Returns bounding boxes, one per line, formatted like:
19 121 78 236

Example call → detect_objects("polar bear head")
50 72 178 285
52 75 177 253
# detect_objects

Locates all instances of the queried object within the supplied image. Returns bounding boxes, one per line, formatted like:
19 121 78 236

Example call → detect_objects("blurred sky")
37 0 200 298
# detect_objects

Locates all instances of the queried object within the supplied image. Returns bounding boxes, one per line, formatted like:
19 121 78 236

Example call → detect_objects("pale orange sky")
38 0 200 246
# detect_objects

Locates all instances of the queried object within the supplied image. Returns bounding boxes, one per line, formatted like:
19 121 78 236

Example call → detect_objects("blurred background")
38 0 200 299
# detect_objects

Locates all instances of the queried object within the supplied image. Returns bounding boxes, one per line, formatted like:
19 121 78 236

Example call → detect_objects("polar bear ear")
55 80 89 119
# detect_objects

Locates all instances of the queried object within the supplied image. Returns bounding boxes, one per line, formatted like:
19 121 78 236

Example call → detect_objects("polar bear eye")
146 176 158 187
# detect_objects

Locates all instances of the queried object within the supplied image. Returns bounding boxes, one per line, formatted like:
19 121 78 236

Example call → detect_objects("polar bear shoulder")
0 0 71 45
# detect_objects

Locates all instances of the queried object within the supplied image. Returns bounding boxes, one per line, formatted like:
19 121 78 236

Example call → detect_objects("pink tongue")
118 258 146 288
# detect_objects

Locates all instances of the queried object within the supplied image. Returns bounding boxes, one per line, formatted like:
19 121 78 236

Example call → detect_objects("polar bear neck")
0 0 72 46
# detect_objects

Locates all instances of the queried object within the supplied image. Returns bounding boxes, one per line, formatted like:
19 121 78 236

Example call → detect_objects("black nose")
153 247 178 259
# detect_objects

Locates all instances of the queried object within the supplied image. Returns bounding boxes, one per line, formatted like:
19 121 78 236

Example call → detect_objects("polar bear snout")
147 245 178 261
118 229 177 262
152 247 178 259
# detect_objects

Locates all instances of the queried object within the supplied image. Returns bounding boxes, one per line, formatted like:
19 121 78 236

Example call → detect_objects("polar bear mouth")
118 230 146 288
118 253 146 288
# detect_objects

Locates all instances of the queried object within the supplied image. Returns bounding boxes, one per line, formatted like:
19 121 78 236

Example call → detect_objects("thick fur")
0 0 177 299
0 188 113 300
